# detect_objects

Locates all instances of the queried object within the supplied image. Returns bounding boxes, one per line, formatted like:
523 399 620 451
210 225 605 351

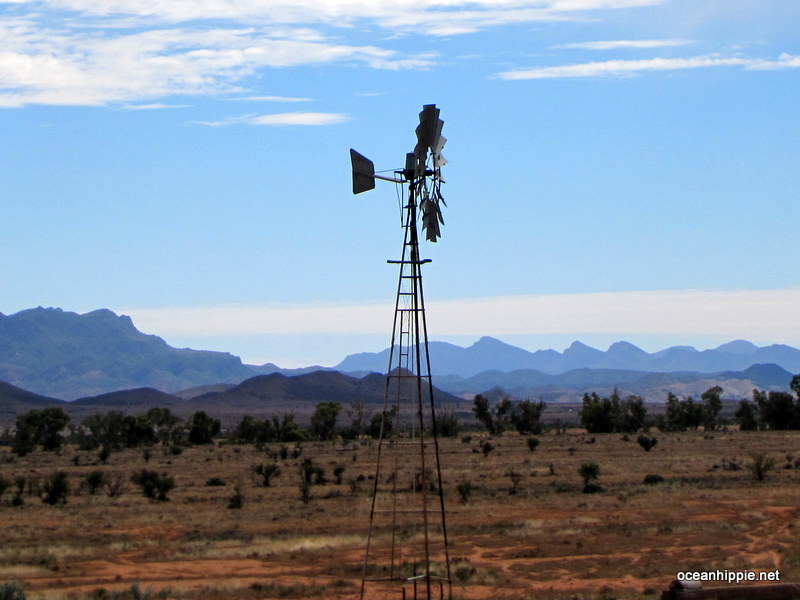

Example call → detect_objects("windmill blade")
350 149 376 194
420 196 443 243
417 104 442 152
433 136 447 168
413 142 428 179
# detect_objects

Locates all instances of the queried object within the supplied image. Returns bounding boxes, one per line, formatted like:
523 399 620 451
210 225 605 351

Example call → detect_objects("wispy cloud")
0 18 433 107
197 111 348 126
231 95 312 102
122 288 800 343
118 103 190 110
497 54 800 79
555 39 693 50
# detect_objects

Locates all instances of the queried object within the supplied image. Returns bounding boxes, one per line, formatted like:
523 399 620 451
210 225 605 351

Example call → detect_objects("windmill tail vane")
349 104 453 600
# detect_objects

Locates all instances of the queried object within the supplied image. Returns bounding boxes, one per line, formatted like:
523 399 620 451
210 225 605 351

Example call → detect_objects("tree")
659 393 704 432
754 389 798 430
366 407 395 439
77 412 156 451
791 374 800 398
145 408 184 446
341 398 371 440
579 390 646 434
662 392 684 432
511 399 545 435
434 407 461 437
701 385 723 431
310 402 342 440
619 395 647 433
188 411 221 445
681 397 704 430
580 393 616 434
472 394 495 434
12 408 71 455
472 394 526 435
735 399 759 431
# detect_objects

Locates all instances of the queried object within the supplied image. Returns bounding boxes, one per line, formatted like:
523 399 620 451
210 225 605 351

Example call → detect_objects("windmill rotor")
350 103 447 242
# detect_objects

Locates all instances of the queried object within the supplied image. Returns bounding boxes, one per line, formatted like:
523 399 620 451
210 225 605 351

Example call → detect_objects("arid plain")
2 428 799 599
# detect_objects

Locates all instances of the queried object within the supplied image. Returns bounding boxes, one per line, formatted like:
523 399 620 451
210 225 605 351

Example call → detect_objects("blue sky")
2 0 799 367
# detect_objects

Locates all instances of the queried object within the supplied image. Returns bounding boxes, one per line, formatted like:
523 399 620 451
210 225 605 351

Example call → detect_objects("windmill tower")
350 105 452 600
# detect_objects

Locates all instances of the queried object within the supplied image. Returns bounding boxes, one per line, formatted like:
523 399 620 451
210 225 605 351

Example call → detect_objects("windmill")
350 104 452 600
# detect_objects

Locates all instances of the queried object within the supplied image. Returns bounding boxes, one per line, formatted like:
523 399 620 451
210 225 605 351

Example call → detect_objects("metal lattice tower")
350 105 452 600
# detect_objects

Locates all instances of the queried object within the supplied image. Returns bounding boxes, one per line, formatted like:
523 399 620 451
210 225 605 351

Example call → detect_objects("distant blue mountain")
335 336 800 378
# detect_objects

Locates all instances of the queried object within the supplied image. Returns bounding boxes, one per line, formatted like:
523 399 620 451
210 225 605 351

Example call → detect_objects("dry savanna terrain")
2 429 800 600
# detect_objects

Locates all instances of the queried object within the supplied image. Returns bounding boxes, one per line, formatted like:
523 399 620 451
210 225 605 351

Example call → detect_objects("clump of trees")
579 390 646 434
472 395 545 435
734 376 800 431
234 414 308 445
11 408 70 456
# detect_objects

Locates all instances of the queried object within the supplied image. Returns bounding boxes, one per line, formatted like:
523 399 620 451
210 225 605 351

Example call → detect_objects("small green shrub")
643 474 664 485
85 470 107 495
750 452 775 482
637 435 658 452
42 471 69 505
0 581 26 600
582 482 604 494
105 473 126 498
131 469 174 501
506 469 522 495
299 458 326 485
227 479 244 509
457 480 474 503
579 462 601 493
299 480 311 504
480 441 494 457
253 462 281 486
333 465 345 485
526 437 540 452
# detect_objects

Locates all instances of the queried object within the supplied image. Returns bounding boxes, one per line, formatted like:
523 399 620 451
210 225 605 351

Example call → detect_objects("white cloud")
122 288 800 343
11 0 667 32
197 111 348 126
747 52 800 70
496 54 792 79
231 95 312 102
0 17 434 107
555 39 693 50
119 102 190 110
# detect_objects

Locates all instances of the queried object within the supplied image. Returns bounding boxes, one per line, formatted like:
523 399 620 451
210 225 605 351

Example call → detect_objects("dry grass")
1 429 799 599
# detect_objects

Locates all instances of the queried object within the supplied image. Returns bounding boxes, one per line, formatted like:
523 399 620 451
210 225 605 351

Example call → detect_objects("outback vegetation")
2 380 800 598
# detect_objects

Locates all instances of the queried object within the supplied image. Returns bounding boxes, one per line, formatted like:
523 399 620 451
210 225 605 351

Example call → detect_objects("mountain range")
335 336 800 377
1 307 798 404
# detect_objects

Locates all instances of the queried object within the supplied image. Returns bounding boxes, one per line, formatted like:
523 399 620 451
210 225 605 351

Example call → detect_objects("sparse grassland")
1 429 800 599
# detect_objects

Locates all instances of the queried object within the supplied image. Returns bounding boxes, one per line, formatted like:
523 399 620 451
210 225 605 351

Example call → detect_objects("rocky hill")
0 307 257 399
